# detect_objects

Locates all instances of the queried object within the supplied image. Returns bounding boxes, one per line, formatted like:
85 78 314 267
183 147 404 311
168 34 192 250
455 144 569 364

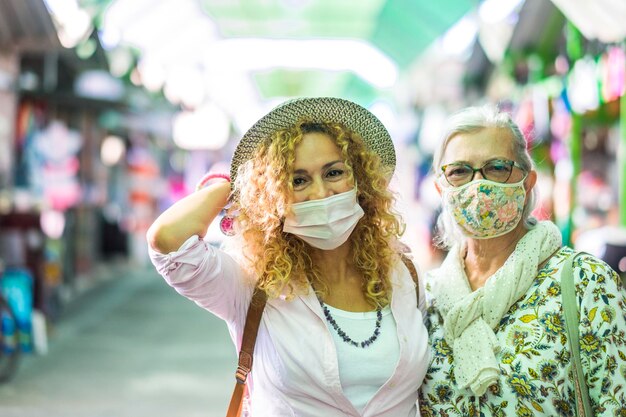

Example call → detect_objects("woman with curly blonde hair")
147 97 429 417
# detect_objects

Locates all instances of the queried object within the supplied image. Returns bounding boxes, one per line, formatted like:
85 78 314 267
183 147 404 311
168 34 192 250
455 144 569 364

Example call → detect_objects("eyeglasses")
440 159 524 187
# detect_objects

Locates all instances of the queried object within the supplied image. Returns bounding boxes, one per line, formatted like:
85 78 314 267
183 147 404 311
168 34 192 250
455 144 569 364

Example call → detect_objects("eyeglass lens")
443 160 514 186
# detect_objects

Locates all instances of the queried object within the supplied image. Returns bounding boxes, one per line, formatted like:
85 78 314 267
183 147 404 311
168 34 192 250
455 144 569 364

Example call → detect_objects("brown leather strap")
399 253 420 303
226 288 267 417
226 382 245 417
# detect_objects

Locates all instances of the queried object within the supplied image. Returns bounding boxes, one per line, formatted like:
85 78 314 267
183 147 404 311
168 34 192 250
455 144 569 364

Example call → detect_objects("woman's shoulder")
548 246 617 276
543 246 612 274
547 246 623 298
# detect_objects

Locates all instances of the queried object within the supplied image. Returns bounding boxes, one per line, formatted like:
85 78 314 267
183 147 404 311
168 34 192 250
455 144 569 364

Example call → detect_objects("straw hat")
229 97 395 185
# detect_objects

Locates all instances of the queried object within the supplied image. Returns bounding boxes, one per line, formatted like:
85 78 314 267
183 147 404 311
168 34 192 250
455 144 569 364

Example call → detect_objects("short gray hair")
432 105 538 249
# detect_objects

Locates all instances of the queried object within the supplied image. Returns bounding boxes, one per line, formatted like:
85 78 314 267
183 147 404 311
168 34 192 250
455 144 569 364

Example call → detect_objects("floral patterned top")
419 247 626 417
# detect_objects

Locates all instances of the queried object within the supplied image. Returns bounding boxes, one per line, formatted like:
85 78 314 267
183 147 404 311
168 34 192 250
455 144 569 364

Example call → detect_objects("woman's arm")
149 236 253 329
147 181 231 253
146 180 253 328
576 254 626 415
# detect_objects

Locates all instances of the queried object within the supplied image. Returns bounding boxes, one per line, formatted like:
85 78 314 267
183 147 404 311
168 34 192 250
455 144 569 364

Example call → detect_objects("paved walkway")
0 264 237 417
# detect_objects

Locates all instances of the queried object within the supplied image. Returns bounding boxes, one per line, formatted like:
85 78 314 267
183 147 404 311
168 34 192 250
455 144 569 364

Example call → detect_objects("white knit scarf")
427 221 562 396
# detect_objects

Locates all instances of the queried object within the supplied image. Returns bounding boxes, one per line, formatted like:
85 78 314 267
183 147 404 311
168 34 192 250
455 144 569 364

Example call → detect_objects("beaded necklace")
318 299 382 348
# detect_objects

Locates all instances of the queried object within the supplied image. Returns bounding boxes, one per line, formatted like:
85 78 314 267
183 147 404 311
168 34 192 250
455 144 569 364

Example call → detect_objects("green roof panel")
371 0 473 67
201 0 386 38
254 69 351 98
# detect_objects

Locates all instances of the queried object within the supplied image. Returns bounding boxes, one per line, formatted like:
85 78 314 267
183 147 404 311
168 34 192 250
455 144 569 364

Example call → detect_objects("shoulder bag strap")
560 251 594 417
399 253 419 304
226 288 267 417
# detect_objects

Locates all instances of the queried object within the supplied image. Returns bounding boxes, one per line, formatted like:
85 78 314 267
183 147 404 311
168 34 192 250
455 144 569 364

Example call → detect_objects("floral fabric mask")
442 178 526 239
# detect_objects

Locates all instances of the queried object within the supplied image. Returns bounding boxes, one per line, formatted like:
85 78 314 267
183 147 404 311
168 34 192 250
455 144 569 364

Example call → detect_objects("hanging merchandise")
550 97 572 147
126 146 159 233
126 145 160 264
567 56 600 114
600 46 626 103
14 102 44 190
532 87 550 141
31 121 83 211
513 95 535 141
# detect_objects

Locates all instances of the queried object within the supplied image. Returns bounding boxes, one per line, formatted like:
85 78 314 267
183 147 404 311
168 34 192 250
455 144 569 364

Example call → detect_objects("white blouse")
149 235 430 417
323 305 400 412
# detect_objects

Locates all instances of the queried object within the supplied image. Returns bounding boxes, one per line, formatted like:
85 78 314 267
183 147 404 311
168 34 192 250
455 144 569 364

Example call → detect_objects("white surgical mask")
283 188 364 250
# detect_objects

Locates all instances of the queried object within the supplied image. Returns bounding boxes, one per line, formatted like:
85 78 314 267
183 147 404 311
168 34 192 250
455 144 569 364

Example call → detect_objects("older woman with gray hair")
418 105 626 416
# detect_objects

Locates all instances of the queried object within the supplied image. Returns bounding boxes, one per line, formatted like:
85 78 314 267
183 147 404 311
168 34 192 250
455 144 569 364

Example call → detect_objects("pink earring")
220 214 236 236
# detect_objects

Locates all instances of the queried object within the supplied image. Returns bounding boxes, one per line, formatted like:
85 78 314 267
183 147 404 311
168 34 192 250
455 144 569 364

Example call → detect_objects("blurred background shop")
0 0 625 413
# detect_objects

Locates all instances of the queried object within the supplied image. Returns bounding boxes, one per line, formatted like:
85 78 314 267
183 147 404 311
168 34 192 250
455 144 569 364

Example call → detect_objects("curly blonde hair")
231 119 403 308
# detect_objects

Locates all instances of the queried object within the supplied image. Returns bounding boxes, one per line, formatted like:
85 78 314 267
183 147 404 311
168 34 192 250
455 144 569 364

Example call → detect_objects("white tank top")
323 304 400 412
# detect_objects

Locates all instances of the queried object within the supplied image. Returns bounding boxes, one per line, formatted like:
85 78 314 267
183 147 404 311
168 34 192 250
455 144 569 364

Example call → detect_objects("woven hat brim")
230 97 395 188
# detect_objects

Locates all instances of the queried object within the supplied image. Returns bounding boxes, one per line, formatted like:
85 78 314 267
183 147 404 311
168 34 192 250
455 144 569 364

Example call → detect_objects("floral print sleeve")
574 253 626 416
419 248 626 417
